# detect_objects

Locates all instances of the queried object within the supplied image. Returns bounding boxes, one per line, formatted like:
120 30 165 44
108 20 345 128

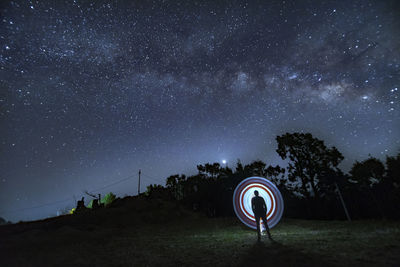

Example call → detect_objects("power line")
0 172 137 215
89 174 136 193
1 171 167 215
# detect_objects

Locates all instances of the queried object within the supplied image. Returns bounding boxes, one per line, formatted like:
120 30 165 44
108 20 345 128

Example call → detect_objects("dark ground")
1 197 399 267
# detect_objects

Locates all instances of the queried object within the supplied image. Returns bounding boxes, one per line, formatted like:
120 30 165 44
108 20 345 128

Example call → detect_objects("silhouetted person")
92 199 99 209
76 197 85 211
251 190 272 241
98 194 104 208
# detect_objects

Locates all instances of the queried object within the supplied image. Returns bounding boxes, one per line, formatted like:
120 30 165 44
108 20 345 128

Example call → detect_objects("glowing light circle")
233 177 284 229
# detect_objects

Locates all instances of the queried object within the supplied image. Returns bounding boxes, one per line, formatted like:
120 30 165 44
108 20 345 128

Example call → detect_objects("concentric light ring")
233 176 284 229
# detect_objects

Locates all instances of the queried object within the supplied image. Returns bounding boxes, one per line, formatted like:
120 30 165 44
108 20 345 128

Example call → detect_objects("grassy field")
1 198 399 266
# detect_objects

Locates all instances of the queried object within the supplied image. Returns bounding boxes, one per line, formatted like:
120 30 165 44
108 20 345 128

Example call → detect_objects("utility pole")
335 182 351 222
138 169 141 195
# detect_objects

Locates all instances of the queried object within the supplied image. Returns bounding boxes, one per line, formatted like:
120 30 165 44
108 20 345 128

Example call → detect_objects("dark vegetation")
1 132 399 266
1 197 399 266
147 132 400 220
71 192 117 213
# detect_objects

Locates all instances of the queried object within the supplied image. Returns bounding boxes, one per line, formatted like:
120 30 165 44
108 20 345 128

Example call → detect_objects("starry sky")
1 0 399 222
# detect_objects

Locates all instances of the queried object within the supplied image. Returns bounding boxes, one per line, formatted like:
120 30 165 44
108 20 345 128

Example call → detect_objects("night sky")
1 0 399 222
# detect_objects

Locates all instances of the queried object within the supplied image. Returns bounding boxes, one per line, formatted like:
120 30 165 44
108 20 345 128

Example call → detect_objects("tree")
166 174 186 200
349 157 385 188
235 159 244 173
244 160 266 176
101 192 116 206
385 153 400 218
145 184 165 197
166 174 179 189
349 157 387 218
276 132 344 200
386 153 400 187
197 163 222 178
265 165 286 188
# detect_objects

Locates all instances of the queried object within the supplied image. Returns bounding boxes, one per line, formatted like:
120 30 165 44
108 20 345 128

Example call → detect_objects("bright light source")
222 159 227 164
233 177 284 229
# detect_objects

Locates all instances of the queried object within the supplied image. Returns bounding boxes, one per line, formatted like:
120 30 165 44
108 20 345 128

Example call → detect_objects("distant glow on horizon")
222 159 227 164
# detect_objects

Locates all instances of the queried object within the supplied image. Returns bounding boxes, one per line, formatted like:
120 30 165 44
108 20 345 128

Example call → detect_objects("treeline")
146 132 400 220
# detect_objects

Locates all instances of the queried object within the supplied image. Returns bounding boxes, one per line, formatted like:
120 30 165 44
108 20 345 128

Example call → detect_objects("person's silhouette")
251 190 272 241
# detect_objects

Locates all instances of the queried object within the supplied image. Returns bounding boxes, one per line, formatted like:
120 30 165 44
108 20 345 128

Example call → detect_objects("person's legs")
255 215 261 241
262 215 272 239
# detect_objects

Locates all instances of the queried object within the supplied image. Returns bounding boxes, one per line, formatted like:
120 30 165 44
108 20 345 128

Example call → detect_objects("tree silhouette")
386 153 400 188
235 159 244 173
157 134 398 220
348 157 387 218
166 174 186 200
276 132 344 200
265 165 286 188
244 160 266 176
197 163 222 178
384 153 400 218
349 157 385 188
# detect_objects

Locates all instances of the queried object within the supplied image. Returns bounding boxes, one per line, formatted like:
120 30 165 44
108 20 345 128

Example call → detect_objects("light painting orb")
233 176 284 229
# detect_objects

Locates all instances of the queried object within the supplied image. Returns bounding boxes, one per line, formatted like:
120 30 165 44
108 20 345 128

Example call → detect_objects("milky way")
1 0 399 221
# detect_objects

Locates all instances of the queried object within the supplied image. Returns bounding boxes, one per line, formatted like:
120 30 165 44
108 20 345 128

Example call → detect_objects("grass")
1 199 399 266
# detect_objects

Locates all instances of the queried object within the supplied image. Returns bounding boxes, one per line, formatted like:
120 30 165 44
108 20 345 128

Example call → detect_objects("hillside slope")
1 196 400 267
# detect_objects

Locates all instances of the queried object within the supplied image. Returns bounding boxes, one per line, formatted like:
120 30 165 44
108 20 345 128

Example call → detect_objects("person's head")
254 190 259 196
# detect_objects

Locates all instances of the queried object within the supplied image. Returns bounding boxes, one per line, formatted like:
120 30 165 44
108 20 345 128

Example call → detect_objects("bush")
101 192 116 206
